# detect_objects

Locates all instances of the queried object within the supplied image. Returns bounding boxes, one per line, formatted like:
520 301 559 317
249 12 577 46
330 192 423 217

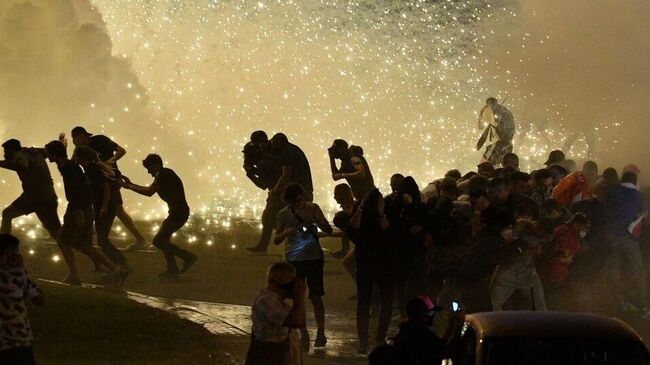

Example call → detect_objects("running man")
44 141 125 285
120 154 197 279
66 127 147 250
0 139 60 239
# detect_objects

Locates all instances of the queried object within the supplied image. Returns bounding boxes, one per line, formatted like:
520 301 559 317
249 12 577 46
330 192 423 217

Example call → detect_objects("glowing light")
52 254 60 263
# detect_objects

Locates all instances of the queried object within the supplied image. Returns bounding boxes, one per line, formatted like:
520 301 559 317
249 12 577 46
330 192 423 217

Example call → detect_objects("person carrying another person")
274 183 333 352
243 131 283 253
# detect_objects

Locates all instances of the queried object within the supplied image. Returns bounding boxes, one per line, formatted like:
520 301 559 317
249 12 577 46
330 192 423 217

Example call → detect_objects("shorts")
289 259 325 298
59 205 94 250
261 192 285 228
10 195 61 232
111 187 123 206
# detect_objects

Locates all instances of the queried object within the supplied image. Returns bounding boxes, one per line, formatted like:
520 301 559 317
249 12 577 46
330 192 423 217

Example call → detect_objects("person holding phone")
274 183 333 352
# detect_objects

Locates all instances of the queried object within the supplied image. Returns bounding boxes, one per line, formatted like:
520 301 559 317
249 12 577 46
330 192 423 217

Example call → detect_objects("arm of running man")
120 176 157 197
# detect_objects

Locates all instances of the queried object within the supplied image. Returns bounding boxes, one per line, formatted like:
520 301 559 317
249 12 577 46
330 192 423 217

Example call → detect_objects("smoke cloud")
484 0 650 182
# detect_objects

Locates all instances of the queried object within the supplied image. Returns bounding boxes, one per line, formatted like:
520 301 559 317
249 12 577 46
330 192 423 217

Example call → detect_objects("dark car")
450 311 650 365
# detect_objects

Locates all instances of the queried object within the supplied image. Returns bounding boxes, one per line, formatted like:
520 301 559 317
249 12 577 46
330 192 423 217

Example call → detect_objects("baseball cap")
1 139 21 151
544 150 565 166
71 126 92 137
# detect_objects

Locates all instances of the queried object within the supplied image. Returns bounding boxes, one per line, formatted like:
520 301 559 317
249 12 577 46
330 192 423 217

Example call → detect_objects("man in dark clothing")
603 172 647 312
0 139 60 239
334 187 393 354
68 127 147 250
75 147 129 271
244 131 283 253
329 139 375 200
270 133 313 202
121 154 197 279
329 139 376 258
44 141 122 285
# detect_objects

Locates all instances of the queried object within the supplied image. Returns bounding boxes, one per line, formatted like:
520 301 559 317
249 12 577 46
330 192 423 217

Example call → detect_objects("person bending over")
120 154 197 279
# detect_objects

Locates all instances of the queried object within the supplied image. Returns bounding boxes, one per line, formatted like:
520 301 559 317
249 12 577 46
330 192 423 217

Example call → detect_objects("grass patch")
29 281 233 365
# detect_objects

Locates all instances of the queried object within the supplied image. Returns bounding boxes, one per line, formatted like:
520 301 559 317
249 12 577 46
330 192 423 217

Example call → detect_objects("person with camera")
274 183 333 352
246 262 306 365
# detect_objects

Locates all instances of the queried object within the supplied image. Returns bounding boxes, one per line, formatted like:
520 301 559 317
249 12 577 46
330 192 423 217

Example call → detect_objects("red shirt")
538 225 581 283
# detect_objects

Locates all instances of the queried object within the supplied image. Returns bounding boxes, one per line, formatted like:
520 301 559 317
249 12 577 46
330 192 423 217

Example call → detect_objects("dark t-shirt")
13 148 57 201
58 160 92 209
89 135 118 166
279 143 313 193
85 163 112 207
340 155 375 201
153 167 189 213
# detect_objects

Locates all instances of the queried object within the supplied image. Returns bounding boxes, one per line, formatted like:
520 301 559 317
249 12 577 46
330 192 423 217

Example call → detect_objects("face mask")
579 231 588 239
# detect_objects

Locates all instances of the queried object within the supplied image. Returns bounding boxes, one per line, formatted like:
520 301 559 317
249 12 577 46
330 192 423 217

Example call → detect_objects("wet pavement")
126 291 368 364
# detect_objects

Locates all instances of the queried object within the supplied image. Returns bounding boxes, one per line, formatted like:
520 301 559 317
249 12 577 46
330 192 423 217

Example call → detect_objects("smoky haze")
0 0 649 219
485 0 650 183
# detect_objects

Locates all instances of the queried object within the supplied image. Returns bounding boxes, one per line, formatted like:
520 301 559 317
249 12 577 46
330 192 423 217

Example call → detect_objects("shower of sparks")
1 0 623 223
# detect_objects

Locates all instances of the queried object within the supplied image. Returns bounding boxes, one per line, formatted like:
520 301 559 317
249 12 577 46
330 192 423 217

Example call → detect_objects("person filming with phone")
246 262 306 365
369 296 464 365
274 183 333 352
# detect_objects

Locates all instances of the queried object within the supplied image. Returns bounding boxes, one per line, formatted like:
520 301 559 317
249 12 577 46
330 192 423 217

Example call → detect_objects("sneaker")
357 340 369 355
180 255 198 273
62 276 82 286
246 246 267 254
126 242 149 251
314 332 327 348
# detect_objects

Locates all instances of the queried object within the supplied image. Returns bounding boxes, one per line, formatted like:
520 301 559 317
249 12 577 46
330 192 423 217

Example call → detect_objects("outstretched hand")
120 175 132 187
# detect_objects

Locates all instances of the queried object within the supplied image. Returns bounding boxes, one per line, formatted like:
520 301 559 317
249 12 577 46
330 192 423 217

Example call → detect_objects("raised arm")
0 153 28 172
272 165 291 195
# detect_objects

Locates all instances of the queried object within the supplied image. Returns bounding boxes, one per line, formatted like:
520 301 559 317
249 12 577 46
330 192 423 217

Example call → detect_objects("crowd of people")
0 122 646 364
0 127 198 285
243 129 648 364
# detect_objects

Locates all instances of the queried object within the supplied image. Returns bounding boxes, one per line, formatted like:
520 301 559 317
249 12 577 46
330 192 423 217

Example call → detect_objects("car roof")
466 311 643 341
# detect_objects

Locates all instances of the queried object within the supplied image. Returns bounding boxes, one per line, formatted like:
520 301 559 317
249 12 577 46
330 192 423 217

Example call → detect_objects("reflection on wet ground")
127 291 367 363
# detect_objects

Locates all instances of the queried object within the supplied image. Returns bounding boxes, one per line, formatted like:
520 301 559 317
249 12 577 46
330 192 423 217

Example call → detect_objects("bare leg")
58 244 80 281
342 248 356 282
116 205 145 244
1 206 23 234
311 296 326 346
81 247 118 272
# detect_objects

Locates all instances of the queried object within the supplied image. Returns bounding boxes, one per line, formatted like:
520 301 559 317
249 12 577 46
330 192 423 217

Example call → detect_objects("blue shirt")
603 184 645 237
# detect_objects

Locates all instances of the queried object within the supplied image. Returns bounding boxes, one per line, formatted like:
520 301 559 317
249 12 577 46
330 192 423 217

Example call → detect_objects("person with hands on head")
246 262 306 365
120 154 197 279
